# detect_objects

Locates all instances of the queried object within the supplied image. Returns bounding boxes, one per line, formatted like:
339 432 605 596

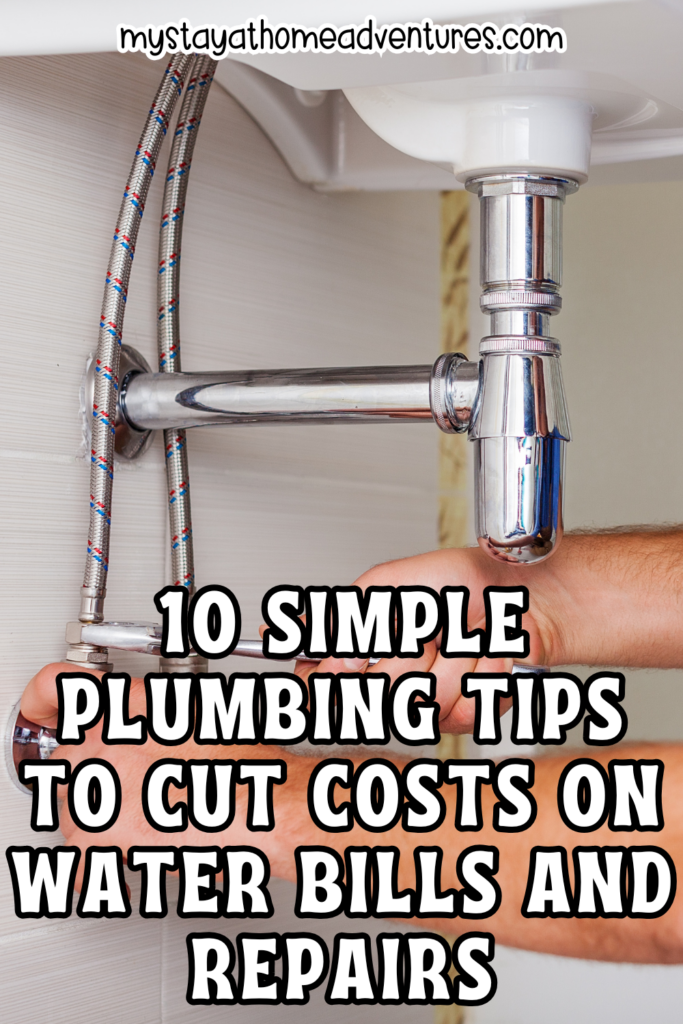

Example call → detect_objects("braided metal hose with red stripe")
158 56 217 594
80 54 192 624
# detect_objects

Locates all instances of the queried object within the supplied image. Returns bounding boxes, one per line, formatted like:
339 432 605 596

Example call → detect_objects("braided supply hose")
158 55 217 595
79 54 192 626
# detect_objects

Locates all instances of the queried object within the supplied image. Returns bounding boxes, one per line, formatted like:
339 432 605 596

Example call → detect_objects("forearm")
23 665 683 962
353 527 683 672
503 529 683 669
261 743 683 964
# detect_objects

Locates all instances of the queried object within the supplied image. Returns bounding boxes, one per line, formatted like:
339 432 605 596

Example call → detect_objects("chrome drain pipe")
99 319 570 567
122 362 442 428
466 174 575 564
81 171 576 575
84 352 480 451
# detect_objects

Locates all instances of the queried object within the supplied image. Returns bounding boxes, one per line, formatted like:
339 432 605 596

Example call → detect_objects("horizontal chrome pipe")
64 622 544 671
123 365 435 430
87 350 481 458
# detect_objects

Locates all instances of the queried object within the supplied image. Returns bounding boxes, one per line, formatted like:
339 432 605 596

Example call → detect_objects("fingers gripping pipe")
158 55 217 600
76 54 192 654
7 656 542 793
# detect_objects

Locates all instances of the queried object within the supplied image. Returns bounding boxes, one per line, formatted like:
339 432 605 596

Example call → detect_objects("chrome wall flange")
83 344 154 462
5 700 59 795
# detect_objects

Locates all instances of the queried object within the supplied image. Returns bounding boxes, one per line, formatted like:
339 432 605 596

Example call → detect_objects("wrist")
500 529 683 669
490 538 584 667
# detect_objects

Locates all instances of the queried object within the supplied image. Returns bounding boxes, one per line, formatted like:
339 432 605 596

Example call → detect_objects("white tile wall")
0 51 439 1022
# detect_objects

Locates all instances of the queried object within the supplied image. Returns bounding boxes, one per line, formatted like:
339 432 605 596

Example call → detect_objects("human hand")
293 645 513 735
292 546 553 733
20 664 261 888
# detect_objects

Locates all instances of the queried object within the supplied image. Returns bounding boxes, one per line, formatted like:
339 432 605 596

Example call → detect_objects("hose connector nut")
65 622 113 673
65 644 113 673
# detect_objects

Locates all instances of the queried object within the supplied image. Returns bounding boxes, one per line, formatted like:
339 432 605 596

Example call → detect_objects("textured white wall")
0 52 439 1022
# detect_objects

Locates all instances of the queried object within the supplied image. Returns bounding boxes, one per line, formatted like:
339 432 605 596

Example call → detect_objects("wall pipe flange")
83 344 154 463
5 700 59 795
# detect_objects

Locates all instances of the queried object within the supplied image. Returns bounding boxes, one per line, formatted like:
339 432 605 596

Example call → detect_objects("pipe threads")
479 336 561 355
430 353 461 434
480 290 562 314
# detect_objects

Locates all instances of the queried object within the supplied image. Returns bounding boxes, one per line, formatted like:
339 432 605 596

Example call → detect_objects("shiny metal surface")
466 173 577 564
66 620 164 656
430 352 479 434
475 435 565 564
480 192 562 296
159 655 209 673
481 290 561 314
60 623 363 664
488 311 552 337
123 364 434 429
466 175 578 199
64 643 113 673
6 701 59 794
510 664 545 675
233 638 272 659
83 345 154 461
67 621 257 662
471 343 570 442
58 623 547 675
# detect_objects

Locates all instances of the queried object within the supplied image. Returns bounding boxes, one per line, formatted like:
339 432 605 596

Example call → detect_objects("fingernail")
342 657 368 671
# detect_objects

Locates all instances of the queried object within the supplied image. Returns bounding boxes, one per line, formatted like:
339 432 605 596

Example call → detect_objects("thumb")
21 662 104 729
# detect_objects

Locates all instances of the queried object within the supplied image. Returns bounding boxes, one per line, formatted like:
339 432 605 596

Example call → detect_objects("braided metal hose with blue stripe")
80 55 192 624
158 56 217 594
